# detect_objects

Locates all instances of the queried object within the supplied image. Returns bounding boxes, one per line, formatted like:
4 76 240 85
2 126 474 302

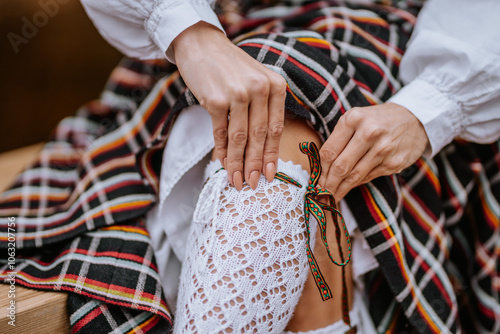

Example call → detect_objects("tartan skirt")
1 1 499 333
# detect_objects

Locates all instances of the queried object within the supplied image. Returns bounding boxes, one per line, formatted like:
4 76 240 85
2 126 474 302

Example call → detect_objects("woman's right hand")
171 22 287 191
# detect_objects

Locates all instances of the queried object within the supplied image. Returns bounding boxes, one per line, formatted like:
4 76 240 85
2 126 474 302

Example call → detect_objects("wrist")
171 21 226 62
386 102 431 157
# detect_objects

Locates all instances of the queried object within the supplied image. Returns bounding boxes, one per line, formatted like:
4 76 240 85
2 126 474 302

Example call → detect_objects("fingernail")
233 171 243 190
223 157 227 169
249 171 260 190
228 168 233 185
265 162 276 182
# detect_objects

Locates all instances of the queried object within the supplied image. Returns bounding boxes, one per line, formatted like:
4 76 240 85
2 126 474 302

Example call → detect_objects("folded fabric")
1 1 498 333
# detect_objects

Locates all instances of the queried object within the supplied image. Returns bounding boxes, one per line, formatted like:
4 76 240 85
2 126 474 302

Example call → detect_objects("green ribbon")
298 141 352 327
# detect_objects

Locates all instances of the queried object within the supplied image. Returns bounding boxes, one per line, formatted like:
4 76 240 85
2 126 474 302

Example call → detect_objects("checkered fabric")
1 1 498 333
69 292 166 334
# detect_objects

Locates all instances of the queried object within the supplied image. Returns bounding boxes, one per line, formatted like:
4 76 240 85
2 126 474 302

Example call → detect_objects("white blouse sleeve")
388 0 500 157
80 0 224 62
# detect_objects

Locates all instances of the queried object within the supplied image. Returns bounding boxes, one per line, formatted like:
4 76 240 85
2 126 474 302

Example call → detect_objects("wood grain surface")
0 144 69 333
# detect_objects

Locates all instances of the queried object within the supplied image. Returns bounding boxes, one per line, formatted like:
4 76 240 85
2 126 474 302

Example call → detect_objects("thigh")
211 116 354 332
281 118 354 332
211 116 320 167
177 116 324 333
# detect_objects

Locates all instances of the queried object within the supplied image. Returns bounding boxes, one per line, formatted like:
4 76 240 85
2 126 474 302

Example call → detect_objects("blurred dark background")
0 0 122 153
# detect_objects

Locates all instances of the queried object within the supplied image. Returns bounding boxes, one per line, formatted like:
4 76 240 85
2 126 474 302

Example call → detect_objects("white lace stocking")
173 160 315 334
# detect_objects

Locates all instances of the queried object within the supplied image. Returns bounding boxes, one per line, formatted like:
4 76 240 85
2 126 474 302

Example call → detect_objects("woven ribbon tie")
298 142 353 330
275 142 353 328
298 141 352 295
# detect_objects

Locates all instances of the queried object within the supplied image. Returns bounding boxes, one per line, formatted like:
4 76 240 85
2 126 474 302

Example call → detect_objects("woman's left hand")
318 102 429 201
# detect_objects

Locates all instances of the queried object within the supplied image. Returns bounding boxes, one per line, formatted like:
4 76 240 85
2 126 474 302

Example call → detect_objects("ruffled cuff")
388 79 462 157
146 0 225 63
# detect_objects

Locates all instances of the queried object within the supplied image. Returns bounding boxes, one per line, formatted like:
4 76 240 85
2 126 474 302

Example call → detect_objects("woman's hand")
318 102 429 201
171 22 287 191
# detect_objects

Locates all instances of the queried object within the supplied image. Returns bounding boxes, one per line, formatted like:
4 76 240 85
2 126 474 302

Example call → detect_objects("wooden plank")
0 144 69 333
0 143 43 192
0 285 69 333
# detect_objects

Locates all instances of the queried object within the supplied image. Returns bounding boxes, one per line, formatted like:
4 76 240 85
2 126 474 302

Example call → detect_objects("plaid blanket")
1 1 499 333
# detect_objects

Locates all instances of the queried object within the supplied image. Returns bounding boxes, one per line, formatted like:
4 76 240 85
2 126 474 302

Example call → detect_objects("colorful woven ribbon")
298 141 353 330
277 142 354 330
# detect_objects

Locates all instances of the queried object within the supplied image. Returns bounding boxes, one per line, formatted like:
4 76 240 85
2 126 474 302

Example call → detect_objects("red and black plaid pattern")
1 1 498 333
69 293 166 334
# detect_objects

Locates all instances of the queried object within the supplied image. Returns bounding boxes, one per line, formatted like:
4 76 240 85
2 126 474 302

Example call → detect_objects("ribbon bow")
276 142 353 329
299 141 352 296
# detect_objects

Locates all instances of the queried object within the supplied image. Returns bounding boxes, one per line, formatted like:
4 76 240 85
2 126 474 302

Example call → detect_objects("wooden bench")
0 144 69 333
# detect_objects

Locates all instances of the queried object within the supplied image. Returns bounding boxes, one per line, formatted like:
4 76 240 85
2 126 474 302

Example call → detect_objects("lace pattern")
174 160 315 333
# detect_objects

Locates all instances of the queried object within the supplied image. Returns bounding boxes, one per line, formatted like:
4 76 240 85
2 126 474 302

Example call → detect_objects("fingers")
332 150 384 200
321 130 371 195
318 111 356 188
226 101 249 191
334 150 406 201
320 109 384 200
210 100 229 168
209 72 285 192
245 86 270 190
318 103 428 201
173 23 288 191
262 75 286 182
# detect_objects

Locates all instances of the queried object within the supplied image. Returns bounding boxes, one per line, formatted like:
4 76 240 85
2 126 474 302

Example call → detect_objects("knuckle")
213 127 228 141
333 162 349 177
344 107 363 126
347 172 361 183
377 142 396 156
268 122 284 138
227 161 244 173
320 148 336 163
205 96 228 111
385 157 405 173
324 180 336 193
347 171 362 184
250 124 268 139
230 130 247 145
270 74 287 92
213 146 226 156
362 124 384 140
244 155 263 166
226 155 244 167
252 79 270 95
232 87 249 103
263 146 279 158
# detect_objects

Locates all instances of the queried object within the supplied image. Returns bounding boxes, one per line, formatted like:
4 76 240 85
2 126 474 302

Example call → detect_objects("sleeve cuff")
388 79 462 157
146 1 225 63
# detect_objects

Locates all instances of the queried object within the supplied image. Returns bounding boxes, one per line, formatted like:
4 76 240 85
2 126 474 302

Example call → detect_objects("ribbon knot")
273 142 354 328
299 141 353 328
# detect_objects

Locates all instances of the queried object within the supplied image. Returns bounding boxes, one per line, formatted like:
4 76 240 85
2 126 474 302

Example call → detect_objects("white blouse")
388 0 500 156
81 0 500 157
80 0 224 62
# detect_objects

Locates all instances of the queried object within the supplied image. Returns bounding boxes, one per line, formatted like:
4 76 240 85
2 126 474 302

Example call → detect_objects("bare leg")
279 118 353 332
